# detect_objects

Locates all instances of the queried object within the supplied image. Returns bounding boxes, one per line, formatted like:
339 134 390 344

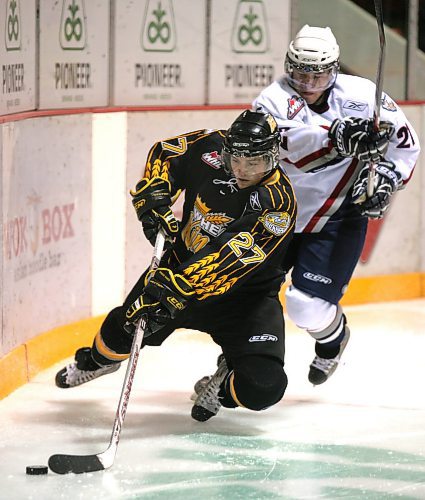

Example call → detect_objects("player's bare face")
230 156 269 189
292 68 333 104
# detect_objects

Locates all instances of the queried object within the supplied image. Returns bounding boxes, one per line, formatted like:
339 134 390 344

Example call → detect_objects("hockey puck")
26 465 48 475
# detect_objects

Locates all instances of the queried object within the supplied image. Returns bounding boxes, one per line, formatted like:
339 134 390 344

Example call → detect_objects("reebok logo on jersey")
343 100 368 112
287 96 304 119
303 272 332 284
249 191 262 211
259 212 291 236
249 334 278 342
201 151 222 169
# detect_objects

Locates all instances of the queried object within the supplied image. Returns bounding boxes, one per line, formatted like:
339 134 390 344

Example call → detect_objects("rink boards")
0 106 424 398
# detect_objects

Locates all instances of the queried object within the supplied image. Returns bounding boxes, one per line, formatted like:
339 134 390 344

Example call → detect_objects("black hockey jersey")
141 129 297 301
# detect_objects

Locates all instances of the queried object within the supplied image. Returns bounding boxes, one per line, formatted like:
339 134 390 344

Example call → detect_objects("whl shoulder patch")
259 212 291 236
202 151 222 169
287 96 304 119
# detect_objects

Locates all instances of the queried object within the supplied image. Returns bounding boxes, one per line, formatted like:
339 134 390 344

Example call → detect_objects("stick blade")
48 453 105 474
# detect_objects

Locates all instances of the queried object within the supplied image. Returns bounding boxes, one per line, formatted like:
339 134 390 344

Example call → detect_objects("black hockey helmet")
223 110 279 157
222 110 280 184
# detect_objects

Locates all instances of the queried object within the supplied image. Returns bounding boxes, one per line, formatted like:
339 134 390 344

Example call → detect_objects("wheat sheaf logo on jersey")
259 212 291 236
287 95 304 119
181 195 234 253
202 151 222 169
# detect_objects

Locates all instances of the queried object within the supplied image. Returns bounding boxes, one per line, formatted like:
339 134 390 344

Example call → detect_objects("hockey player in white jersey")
251 24 420 385
193 25 420 395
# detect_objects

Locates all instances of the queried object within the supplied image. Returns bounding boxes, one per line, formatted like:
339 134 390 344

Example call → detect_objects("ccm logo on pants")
249 335 278 342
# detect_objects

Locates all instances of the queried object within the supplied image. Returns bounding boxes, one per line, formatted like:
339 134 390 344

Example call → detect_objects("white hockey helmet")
285 25 340 93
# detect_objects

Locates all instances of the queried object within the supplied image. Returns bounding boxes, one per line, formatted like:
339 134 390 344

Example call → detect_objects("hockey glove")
125 268 195 337
141 206 179 247
352 160 402 219
130 176 179 246
329 117 394 162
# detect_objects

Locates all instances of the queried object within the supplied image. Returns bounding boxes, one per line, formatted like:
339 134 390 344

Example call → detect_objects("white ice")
1 299 425 499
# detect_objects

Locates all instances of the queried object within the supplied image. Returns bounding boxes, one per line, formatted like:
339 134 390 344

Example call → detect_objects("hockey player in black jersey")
55 110 297 422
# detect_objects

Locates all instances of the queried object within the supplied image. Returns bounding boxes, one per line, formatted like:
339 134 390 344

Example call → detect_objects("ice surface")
1 300 424 499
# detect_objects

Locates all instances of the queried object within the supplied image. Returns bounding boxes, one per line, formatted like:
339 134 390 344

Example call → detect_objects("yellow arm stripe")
94 331 129 362
265 184 276 207
271 183 285 207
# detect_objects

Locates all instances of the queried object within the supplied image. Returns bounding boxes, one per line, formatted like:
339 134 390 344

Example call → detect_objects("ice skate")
191 355 229 422
308 327 350 385
190 353 225 401
55 347 120 388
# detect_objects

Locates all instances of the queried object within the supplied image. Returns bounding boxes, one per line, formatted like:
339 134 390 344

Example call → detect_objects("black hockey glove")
352 160 402 219
141 207 179 247
329 117 394 162
130 176 179 246
125 268 195 338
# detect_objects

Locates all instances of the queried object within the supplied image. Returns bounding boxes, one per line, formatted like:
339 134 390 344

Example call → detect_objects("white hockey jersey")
253 74 420 233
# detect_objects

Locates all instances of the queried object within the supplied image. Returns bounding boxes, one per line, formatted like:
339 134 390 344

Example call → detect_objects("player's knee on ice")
221 355 287 411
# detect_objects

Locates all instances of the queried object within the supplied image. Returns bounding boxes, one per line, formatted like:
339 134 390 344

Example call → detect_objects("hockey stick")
48 230 166 474
367 0 386 197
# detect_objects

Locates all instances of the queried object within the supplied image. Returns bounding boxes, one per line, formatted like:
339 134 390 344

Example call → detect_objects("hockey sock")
315 315 347 359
